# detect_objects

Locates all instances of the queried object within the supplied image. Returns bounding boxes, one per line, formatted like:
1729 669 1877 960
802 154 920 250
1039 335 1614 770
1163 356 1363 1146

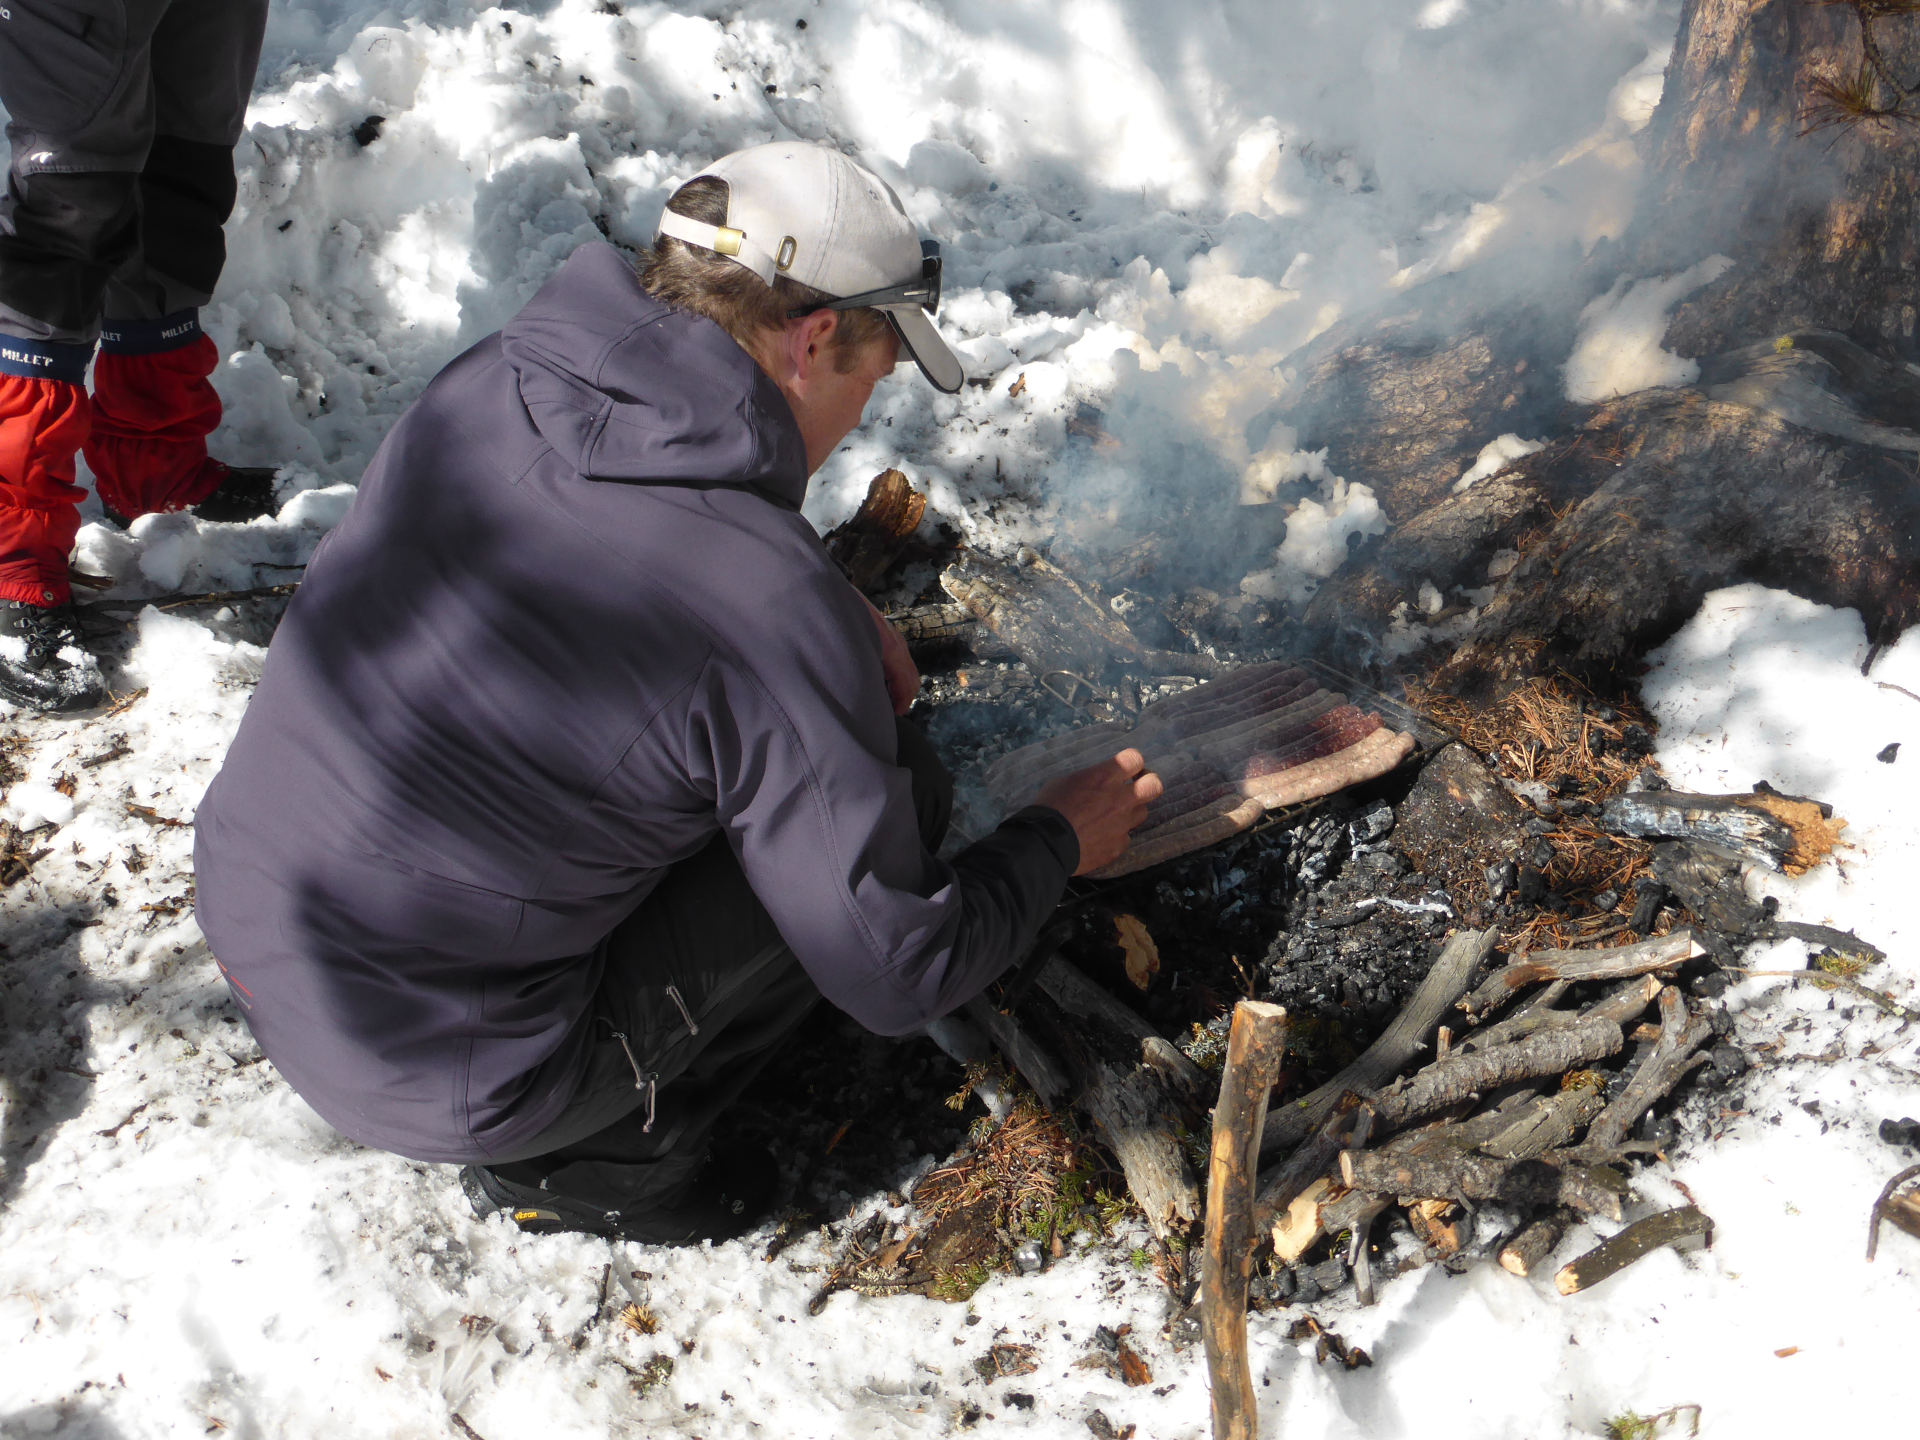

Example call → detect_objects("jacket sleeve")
681 583 1079 1036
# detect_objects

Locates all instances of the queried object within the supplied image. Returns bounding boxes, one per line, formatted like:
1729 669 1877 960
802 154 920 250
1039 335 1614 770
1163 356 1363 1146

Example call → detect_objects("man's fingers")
1133 770 1164 803
1111 747 1147 776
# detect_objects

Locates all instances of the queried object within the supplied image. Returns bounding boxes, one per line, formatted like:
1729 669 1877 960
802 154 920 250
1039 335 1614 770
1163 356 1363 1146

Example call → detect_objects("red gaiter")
0 371 91 608
85 313 226 521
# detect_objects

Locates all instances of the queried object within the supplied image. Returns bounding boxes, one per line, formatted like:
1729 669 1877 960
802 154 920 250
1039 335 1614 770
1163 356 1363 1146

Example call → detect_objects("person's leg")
85 0 269 521
469 718 954 1231
0 2 162 615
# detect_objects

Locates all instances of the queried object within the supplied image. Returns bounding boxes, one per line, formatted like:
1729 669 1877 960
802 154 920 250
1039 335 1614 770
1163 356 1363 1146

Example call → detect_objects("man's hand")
1034 748 1163 876
862 594 920 716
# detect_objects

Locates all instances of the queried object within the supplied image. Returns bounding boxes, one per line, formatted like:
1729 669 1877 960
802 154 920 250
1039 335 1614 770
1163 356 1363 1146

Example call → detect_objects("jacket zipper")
605 1023 659 1133
665 985 701 1035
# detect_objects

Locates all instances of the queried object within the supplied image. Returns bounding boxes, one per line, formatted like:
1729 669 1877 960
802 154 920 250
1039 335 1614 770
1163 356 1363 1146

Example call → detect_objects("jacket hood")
499 242 809 510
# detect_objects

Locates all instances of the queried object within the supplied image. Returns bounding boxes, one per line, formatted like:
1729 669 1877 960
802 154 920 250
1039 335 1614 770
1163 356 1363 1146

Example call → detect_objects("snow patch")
1563 255 1733 404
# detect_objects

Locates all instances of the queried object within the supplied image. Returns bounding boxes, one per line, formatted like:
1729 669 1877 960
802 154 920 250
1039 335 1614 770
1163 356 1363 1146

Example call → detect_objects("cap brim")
884 306 966 394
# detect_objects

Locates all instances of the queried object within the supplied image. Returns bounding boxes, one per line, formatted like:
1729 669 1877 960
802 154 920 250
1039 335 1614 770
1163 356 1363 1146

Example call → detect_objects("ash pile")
822 468 1895 1322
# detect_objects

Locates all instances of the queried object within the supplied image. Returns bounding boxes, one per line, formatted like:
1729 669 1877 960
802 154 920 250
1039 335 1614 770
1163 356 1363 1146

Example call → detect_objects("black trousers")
0 0 268 342
481 718 954 1211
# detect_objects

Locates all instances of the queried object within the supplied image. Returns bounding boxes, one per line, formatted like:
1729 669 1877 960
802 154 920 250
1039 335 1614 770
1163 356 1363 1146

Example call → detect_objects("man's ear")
787 310 840 386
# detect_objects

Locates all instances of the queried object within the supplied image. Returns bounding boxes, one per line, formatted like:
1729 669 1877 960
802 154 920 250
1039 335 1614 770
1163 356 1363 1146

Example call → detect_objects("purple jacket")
192 243 1076 1164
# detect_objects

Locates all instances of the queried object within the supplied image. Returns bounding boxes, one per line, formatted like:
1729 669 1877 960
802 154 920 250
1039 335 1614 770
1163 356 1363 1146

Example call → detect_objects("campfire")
819 468 1895 1425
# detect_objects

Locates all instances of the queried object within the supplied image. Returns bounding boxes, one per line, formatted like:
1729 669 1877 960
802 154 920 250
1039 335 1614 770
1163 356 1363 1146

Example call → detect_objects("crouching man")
193 143 1160 1245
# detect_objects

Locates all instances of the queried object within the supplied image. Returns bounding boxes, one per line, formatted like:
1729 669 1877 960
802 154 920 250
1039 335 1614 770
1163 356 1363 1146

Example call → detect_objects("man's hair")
638 177 893 369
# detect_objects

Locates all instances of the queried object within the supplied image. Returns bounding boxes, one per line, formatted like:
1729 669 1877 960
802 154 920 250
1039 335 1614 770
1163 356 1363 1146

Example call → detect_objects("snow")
3 2 1916 1437
1563 255 1735 405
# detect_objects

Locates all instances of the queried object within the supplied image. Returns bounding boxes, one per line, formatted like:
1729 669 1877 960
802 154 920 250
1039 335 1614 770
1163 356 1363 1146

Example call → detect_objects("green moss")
931 1262 992 1303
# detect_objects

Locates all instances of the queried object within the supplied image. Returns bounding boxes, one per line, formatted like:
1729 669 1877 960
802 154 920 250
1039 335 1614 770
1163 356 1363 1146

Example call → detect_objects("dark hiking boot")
192 465 280 523
459 1146 778 1246
0 600 107 712
98 465 281 529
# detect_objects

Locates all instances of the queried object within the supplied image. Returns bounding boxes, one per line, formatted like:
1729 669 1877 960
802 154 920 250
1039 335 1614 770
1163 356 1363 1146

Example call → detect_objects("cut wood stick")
1260 927 1498 1162
1554 1205 1712 1294
1499 1208 1574 1276
1202 1002 1288 1440
1459 931 1699 1020
1341 1144 1628 1221
1252 1099 1363 1237
1370 1016 1625 1132
1585 988 1714 1151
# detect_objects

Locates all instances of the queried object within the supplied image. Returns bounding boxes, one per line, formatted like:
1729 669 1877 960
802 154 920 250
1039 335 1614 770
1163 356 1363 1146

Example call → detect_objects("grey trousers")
481 718 956 1210
0 0 268 342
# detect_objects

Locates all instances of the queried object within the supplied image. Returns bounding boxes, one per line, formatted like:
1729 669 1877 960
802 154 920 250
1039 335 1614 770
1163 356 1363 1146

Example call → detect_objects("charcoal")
1709 1045 1748 1078
1879 1117 1920 1148
1309 1258 1348 1295
1876 742 1899 764
1629 879 1670 935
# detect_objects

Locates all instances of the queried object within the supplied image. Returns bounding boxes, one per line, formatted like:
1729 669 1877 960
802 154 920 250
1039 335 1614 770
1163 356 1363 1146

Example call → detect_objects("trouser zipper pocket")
603 1020 659 1133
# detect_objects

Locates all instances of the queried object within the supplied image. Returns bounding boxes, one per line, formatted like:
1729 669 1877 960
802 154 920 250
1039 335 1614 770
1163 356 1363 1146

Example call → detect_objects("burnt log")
824 469 928 594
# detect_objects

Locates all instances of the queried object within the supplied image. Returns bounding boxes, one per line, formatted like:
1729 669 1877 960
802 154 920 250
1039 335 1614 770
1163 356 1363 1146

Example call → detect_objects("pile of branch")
1241 929 1715 1299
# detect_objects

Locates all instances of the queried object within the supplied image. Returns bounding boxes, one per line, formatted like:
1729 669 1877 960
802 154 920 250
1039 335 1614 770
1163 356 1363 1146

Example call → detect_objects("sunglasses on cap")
789 240 942 320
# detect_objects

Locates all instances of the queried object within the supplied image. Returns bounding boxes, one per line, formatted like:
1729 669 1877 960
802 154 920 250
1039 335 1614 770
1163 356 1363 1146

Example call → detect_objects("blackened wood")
1499 1208 1574 1277
1370 1016 1625 1132
824 469 927 594
1554 1205 1712 1294
888 601 986 653
1585 987 1714 1151
1459 933 1698 1020
1201 1002 1288 1440
1649 843 1768 945
1341 1144 1627 1221
1599 791 1795 870
1260 928 1498 1162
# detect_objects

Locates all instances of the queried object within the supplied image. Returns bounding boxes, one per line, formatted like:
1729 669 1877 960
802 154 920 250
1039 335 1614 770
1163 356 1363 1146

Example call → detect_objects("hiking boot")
460 1146 779 1246
98 464 281 529
0 600 107 712
192 465 280 523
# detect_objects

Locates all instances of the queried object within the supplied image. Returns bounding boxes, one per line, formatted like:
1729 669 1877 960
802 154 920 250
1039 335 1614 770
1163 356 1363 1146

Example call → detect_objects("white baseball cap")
655 143 965 394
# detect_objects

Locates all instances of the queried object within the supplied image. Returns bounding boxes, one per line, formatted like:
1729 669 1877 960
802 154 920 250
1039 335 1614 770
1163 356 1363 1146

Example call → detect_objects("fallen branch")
1460 932 1698 1020
1202 1001 1287 1440
1260 927 1497 1161
1585 988 1713 1150
1459 974 1660 1056
1866 1164 1920 1262
1479 1084 1607 1160
1341 1143 1628 1221
1554 1204 1712 1294
1370 1016 1625 1132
